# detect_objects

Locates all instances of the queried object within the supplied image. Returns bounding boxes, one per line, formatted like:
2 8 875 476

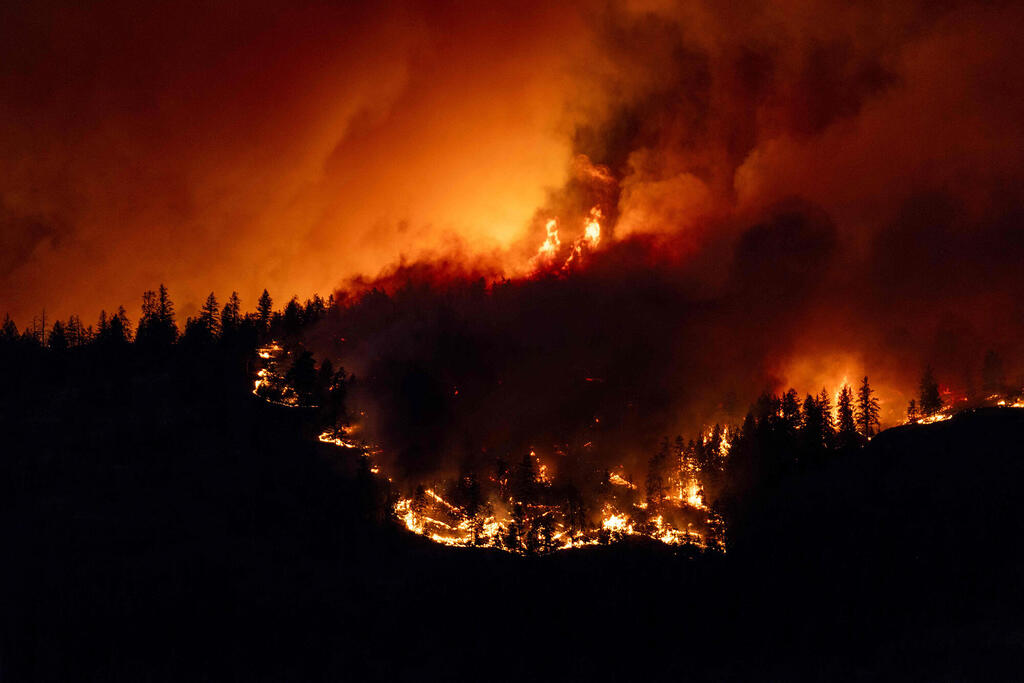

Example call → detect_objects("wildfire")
253 342 303 407
536 218 561 260
608 472 637 489
684 482 705 509
532 206 604 272
582 207 602 247
905 389 1024 425
255 340 726 554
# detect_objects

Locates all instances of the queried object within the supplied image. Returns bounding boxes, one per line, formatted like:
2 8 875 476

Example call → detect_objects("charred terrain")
2 305 1024 682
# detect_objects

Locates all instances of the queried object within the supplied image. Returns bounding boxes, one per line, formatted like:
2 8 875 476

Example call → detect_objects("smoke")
4 0 1024 440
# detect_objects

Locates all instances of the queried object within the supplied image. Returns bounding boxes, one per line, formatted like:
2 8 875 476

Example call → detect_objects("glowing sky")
2 0 1023 339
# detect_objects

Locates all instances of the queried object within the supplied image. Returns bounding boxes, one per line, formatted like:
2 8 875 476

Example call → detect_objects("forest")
3 283 1024 680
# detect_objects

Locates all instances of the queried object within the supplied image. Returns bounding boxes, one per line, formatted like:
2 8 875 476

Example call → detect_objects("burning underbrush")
256 336 1024 555
321 424 728 553
257 341 727 553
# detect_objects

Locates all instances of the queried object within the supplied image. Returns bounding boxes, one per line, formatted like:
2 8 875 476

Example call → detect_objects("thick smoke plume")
4 1 1024 445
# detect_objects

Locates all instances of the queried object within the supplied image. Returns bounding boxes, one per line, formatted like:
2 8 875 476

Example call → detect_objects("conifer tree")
282 297 303 336
257 289 273 332
818 387 835 444
801 394 826 452
780 388 802 436
157 284 176 342
138 285 176 346
221 291 241 334
66 315 85 348
47 320 68 352
907 399 918 422
0 315 18 342
836 385 858 448
198 292 221 339
856 376 881 437
286 349 318 405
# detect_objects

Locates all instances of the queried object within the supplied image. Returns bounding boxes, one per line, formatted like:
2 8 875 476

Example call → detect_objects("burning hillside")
250 202 1024 554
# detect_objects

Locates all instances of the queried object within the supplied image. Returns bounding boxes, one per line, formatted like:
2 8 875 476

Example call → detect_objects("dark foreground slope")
2 356 1023 681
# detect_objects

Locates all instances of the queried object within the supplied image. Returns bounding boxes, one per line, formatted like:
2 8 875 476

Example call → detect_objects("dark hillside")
2 351 1023 681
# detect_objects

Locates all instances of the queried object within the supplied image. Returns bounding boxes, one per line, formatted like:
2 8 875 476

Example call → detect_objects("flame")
536 218 560 260
252 342 305 407
684 482 705 509
608 472 637 489
532 206 604 273
582 207 602 247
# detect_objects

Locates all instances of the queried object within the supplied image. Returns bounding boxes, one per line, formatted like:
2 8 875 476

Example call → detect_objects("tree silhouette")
907 399 918 422
801 394 827 455
286 350 318 405
98 306 131 346
66 314 87 348
836 385 859 449
198 292 221 339
919 366 943 417
257 290 273 332
157 284 176 342
304 294 326 324
138 284 177 347
1 315 18 342
221 291 242 335
47 319 68 352
282 297 303 336
780 389 802 437
856 376 881 438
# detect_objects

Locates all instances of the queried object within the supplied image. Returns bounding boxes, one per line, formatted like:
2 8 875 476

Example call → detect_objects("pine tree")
780 388 802 436
286 349 318 405
282 297 303 336
801 394 826 452
0 315 18 342
66 315 85 348
257 289 273 331
157 284 176 341
836 385 858 448
907 399 918 422
304 294 326 324
856 376 881 437
139 285 176 346
100 306 131 345
198 292 221 339
221 291 241 334
47 320 68 352
818 387 835 445
114 306 132 342
919 366 943 417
